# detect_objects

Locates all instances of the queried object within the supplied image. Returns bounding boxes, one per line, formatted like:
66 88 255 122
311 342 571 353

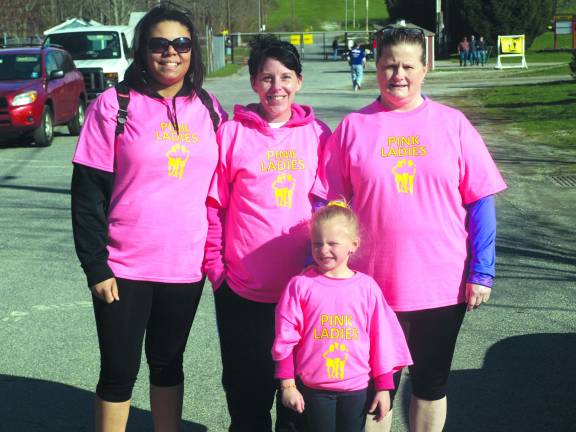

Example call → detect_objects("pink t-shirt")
312 98 507 311
272 269 412 391
207 103 331 303
73 87 226 283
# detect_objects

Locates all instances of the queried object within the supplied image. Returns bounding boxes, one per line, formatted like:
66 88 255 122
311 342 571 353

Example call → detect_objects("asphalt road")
0 50 574 431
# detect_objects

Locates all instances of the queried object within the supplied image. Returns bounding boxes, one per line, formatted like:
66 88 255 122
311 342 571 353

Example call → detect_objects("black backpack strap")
196 88 221 133
115 82 130 137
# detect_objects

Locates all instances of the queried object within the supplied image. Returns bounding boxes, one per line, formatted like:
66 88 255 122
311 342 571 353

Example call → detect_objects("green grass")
265 0 389 32
501 63 571 77
556 0 576 13
208 63 244 77
474 81 576 149
444 32 573 65
526 32 574 65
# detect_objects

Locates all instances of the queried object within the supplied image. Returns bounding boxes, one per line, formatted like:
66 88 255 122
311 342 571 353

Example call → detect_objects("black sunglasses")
381 27 425 40
147 37 193 54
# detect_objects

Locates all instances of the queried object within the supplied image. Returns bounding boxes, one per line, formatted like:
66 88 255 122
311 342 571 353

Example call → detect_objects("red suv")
0 45 87 146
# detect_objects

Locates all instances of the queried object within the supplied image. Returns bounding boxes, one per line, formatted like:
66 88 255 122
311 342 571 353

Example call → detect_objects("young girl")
203 35 331 431
272 203 413 432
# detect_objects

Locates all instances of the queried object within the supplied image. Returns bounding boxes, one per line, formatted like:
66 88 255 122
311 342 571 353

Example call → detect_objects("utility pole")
353 0 356 29
292 0 295 31
436 0 444 56
257 0 262 31
365 0 369 32
291 0 295 32
226 0 231 32
345 0 348 32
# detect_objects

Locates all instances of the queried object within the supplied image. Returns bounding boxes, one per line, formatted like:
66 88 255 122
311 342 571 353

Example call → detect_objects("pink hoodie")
204 103 331 303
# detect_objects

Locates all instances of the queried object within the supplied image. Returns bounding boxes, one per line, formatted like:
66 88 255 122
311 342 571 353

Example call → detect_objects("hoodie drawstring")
166 97 179 134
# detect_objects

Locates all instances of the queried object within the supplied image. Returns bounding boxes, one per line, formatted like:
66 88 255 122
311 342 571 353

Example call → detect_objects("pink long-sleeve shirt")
272 269 413 392
312 98 507 311
204 103 331 302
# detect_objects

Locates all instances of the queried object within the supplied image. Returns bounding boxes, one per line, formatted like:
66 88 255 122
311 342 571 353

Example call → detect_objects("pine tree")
446 0 555 48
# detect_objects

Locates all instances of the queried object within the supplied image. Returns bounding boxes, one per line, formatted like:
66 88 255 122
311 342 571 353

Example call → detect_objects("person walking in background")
469 35 478 66
204 34 331 432
273 203 413 432
347 41 366 91
332 37 339 60
71 5 226 431
457 36 469 66
313 26 507 432
477 36 487 66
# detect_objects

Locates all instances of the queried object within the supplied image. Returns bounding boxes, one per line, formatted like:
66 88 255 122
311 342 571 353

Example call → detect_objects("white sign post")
495 34 527 69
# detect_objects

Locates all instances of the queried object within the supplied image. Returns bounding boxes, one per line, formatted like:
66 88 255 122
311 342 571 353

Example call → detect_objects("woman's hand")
90 277 119 303
280 380 305 413
368 390 390 421
466 283 491 311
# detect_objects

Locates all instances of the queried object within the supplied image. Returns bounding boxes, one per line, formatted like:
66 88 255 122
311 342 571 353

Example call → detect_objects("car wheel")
68 99 85 135
32 106 54 147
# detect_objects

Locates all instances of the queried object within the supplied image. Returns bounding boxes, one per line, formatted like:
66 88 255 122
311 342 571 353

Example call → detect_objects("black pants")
390 303 467 402
93 277 204 402
300 383 369 432
214 281 305 432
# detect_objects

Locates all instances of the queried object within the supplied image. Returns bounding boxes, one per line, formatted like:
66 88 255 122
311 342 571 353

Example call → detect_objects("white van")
44 26 134 100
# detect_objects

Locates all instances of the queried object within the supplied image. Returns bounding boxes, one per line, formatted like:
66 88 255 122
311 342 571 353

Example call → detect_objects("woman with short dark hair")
204 34 331 431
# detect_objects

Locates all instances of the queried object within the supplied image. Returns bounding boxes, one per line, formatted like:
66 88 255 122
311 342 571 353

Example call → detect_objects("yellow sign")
500 35 524 54
554 15 574 21
290 34 301 45
303 34 313 45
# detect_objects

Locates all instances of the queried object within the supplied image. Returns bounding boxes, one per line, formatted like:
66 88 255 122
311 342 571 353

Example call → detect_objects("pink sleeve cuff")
203 202 226 286
374 372 395 391
274 353 295 379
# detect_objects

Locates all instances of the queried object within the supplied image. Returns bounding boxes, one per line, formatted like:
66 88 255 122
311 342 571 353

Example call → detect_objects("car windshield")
0 54 42 80
45 32 121 60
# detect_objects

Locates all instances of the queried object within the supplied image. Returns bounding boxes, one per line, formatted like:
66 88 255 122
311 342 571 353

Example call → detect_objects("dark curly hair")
248 34 302 80
124 4 204 94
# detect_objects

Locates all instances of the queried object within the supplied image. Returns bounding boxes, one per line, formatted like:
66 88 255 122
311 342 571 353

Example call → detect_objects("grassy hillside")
263 0 575 33
264 0 389 32
556 0 576 13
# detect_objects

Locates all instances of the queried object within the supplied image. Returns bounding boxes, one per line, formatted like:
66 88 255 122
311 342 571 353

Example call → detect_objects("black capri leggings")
390 303 467 402
92 277 204 402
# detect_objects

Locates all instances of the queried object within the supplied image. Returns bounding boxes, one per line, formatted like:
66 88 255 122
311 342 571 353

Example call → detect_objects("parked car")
0 45 87 146
44 25 134 101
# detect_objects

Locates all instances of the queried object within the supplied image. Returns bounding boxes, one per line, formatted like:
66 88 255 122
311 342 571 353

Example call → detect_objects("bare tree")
0 0 272 40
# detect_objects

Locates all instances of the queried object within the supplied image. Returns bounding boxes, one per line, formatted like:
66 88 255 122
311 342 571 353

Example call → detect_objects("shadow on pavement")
445 333 576 431
395 333 576 432
0 183 71 195
0 375 207 432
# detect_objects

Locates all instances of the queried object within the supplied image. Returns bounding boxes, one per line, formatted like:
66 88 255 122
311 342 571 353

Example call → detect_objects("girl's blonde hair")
311 201 360 239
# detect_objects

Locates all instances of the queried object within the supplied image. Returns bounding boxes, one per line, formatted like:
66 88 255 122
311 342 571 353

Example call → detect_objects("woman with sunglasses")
71 5 226 431
313 26 507 432
204 34 331 431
